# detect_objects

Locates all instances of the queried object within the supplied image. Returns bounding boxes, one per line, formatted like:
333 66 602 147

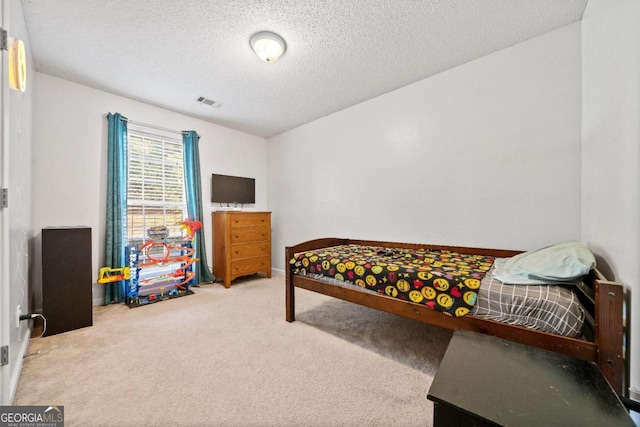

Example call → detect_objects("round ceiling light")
250 31 286 63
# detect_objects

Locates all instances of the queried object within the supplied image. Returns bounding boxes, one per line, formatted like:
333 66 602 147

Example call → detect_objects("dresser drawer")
230 242 269 259
231 256 270 275
230 213 270 229
231 228 269 244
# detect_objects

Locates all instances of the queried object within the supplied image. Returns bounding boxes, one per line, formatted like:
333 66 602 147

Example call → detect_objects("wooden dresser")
212 211 271 288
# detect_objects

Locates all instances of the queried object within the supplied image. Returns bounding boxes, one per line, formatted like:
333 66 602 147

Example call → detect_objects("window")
126 130 187 247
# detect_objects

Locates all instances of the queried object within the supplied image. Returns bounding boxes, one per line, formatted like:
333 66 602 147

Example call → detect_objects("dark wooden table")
427 329 634 427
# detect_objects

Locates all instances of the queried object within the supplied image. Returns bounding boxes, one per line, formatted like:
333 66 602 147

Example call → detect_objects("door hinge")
0 346 8 366
1 28 7 51
1 188 7 209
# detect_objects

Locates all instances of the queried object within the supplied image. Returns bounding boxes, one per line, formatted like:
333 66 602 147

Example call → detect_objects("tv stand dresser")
212 211 271 288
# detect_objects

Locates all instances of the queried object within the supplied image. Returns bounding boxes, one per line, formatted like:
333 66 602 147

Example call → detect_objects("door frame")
0 0 10 406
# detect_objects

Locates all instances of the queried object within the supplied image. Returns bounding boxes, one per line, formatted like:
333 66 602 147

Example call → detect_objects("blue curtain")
104 113 128 303
183 131 215 284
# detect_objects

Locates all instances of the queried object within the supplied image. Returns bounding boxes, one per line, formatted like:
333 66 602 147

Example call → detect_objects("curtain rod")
125 118 188 136
106 113 197 137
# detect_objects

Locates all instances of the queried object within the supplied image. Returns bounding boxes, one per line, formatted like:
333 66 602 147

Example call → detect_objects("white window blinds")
126 131 186 246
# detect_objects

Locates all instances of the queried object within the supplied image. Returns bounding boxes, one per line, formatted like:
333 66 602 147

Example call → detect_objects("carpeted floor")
13 275 452 426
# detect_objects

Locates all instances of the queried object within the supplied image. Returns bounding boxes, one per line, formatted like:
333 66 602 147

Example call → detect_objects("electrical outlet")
16 305 21 328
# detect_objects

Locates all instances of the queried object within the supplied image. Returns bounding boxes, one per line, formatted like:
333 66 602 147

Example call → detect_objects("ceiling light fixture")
250 31 286 63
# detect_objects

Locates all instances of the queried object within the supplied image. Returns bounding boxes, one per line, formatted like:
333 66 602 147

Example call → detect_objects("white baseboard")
9 326 31 404
629 386 640 401
271 268 285 277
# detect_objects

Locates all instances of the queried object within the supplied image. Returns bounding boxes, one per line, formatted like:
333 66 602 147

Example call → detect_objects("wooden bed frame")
285 238 626 396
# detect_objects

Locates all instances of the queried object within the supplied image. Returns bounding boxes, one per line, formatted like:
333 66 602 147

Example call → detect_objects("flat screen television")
211 174 255 204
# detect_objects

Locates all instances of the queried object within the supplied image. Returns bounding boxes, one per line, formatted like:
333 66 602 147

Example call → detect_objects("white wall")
1 0 34 404
32 73 268 306
582 0 640 400
268 23 582 271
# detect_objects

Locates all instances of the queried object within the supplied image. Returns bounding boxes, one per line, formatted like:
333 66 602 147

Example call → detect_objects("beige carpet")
13 275 452 426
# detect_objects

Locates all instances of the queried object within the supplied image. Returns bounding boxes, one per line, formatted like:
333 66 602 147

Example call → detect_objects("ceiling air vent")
196 96 221 108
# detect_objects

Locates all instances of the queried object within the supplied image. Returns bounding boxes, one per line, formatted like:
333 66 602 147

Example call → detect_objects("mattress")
291 246 585 337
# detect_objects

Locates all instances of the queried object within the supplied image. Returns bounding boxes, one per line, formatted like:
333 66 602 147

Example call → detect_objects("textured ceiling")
20 0 587 138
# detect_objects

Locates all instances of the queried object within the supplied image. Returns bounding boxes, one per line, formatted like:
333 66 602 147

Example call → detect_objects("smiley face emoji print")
290 244 494 317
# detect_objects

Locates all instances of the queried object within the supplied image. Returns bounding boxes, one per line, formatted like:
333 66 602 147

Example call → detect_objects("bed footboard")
286 238 349 323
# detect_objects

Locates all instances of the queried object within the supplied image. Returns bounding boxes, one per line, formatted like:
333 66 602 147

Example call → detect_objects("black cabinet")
428 329 634 427
41 227 92 336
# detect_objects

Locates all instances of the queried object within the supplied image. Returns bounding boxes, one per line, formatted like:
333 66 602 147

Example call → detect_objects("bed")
285 238 626 396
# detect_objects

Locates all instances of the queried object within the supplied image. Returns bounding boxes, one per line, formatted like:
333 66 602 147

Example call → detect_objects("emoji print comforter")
289 244 495 317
